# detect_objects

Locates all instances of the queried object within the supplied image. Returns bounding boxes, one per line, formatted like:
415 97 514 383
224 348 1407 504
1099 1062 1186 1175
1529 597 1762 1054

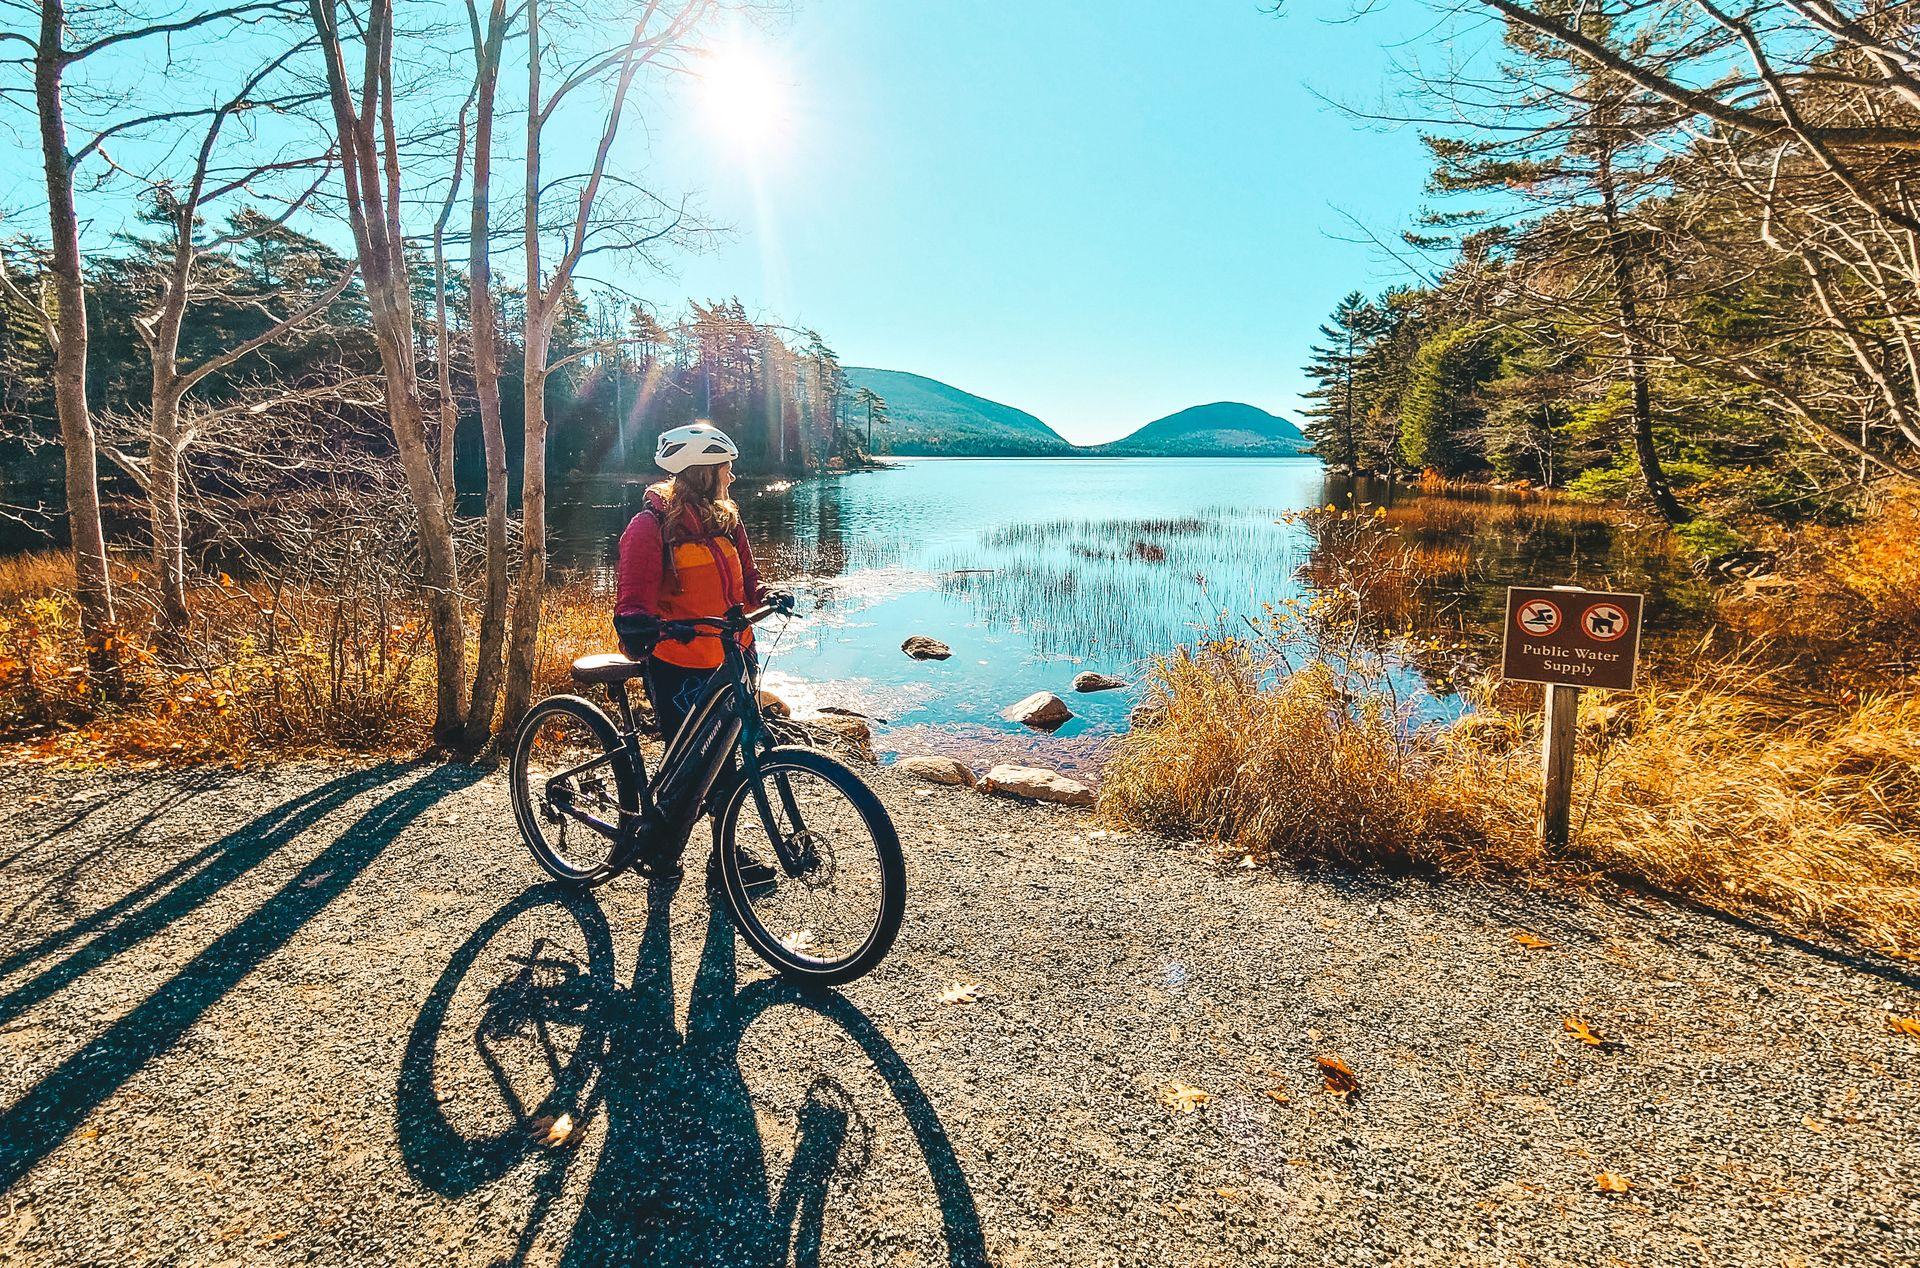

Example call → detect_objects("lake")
552 458 1709 776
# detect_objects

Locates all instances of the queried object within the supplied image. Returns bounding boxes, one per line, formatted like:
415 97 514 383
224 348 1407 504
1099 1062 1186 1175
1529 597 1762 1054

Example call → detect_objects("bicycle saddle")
570 653 648 685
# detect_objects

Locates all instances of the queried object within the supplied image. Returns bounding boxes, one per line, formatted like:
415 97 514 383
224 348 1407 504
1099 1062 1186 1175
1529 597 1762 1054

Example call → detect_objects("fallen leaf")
1264 1089 1292 1106
1889 1014 1920 1039
1511 931 1554 951
1802 1115 1825 1132
1563 1016 1605 1046
779 929 816 955
1314 1054 1360 1100
1215 1186 1243 1201
1160 1080 1210 1113
1595 1172 1631 1194
1237 855 1256 870
532 1111 577 1147
938 981 984 1005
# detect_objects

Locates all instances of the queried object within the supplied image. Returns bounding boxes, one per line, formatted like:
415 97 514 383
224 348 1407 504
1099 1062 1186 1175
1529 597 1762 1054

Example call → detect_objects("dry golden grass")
0 554 624 764
1101 641 1487 871
1102 645 1920 957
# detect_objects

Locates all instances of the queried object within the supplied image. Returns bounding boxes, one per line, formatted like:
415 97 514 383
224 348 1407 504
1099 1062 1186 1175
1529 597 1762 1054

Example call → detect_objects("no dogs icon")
1515 598 1562 638
1581 602 1630 642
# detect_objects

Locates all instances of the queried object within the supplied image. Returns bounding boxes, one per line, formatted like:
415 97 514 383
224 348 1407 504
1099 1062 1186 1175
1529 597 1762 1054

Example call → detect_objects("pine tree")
1302 291 1384 470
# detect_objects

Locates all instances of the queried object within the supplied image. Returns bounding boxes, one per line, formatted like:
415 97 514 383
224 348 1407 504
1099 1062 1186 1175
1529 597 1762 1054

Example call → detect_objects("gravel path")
1 756 1917 1267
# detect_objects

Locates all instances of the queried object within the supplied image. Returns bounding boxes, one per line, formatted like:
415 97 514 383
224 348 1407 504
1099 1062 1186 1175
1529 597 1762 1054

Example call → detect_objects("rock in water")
804 714 875 763
894 755 977 788
902 635 952 661
1071 671 1127 693
982 764 1095 807
1001 691 1073 730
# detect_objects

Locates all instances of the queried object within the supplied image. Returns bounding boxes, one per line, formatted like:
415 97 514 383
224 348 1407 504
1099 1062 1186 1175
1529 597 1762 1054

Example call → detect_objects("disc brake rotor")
789 829 837 888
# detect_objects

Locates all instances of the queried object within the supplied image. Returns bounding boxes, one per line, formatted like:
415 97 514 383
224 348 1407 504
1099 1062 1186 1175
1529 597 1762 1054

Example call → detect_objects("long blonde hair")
653 463 740 539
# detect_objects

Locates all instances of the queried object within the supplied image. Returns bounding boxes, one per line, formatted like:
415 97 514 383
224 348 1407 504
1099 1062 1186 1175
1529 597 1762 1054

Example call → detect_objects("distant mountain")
1093 402 1308 457
844 368 1074 457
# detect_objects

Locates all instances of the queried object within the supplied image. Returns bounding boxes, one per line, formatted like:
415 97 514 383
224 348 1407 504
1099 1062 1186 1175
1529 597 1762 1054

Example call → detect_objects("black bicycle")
508 598 906 986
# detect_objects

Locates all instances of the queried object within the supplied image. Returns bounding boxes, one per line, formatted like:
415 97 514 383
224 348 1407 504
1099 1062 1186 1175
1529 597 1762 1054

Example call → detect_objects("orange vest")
653 529 754 670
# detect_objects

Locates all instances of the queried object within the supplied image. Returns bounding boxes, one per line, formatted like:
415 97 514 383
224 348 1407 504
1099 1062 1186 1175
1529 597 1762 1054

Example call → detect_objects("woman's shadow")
397 879 988 1268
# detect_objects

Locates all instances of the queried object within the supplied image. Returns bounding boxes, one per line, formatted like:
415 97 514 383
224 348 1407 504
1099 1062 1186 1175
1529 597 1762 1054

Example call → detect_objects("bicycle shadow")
397 881 989 1268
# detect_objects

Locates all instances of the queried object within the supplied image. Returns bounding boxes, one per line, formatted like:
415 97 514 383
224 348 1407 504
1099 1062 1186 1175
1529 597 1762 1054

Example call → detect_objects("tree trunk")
148 388 190 635
460 0 511 751
1597 148 1689 525
36 1 119 691
310 0 468 744
500 0 546 731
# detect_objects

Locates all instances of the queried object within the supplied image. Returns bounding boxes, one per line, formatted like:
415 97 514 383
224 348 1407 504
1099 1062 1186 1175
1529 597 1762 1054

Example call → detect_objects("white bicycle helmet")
654 422 740 473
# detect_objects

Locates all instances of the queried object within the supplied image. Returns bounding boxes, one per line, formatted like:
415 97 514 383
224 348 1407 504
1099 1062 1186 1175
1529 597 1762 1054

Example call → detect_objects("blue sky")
1 0 1459 447
638 1 1446 445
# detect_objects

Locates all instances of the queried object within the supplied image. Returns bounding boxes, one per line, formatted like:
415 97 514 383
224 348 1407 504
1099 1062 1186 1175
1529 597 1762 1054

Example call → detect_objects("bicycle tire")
712 746 906 986
510 695 636 887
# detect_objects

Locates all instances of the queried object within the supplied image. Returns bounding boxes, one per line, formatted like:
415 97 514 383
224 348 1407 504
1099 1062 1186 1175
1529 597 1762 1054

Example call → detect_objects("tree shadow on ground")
0 763 408 1026
398 881 988 1268
0 766 234 936
0 761 482 1190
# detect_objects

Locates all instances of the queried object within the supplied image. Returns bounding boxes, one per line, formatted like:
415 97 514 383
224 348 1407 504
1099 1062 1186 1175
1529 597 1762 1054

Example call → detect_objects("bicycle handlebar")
657 593 794 643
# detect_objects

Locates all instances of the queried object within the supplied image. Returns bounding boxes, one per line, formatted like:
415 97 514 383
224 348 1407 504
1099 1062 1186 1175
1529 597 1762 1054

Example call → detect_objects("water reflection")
549 460 1704 769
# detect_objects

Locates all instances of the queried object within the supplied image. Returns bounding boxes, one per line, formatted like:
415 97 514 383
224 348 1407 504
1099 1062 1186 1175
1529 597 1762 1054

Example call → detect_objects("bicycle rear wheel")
713 746 905 986
510 695 635 887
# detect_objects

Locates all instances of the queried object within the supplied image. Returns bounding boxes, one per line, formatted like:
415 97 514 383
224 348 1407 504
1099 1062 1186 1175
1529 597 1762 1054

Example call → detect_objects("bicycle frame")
549 605 811 877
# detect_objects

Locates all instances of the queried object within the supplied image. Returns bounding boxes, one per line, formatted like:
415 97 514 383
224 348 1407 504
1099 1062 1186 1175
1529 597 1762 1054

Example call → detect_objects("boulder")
1128 700 1167 730
894 755 977 788
1001 691 1073 730
981 764 1095 807
804 714 875 763
1072 671 1127 693
902 635 952 661
755 689 791 718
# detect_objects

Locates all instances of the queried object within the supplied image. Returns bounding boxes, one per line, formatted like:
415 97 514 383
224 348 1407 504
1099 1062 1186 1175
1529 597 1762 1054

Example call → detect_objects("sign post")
1500 585 1645 850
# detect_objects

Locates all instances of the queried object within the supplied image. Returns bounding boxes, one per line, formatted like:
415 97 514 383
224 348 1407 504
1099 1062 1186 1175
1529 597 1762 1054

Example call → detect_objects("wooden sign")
1501 586 1644 692
1501 584 1645 851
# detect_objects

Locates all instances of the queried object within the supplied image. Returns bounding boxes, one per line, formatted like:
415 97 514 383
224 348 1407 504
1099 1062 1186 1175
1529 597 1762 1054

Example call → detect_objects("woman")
614 422 765 741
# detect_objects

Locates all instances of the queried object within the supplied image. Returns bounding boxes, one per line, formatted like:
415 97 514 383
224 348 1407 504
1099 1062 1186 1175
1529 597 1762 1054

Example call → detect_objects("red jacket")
615 485 763 669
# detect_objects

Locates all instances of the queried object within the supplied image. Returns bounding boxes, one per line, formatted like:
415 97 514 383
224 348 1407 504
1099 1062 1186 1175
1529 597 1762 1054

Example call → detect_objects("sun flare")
695 38 789 155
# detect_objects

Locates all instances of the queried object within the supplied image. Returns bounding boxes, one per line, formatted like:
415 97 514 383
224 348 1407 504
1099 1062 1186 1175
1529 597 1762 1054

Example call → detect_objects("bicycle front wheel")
510 695 635 887
713 746 906 986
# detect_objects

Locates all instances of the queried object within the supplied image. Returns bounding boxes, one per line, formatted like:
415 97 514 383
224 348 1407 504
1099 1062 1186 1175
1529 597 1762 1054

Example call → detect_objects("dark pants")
642 658 717 745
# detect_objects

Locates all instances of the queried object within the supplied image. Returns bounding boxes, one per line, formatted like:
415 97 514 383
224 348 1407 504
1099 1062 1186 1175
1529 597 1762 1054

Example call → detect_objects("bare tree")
454 0 515 748
4 0 309 686
97 49 351 642
307 0 472 743
500 0 712 728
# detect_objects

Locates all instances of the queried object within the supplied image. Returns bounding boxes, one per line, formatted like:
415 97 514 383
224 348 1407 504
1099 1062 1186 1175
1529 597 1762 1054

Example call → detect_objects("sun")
695 38 790 156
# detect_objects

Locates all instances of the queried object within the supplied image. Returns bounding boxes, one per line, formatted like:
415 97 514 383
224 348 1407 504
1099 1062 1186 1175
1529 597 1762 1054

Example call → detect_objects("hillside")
844 368 1074 456
1094 401 1307 456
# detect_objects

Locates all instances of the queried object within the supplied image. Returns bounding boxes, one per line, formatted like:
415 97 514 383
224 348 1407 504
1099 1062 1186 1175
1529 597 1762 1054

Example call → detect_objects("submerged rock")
902 635 953 661
981 764 1095 807
894 755 977 788
1072 671 1127 693
1001 691 1073 730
